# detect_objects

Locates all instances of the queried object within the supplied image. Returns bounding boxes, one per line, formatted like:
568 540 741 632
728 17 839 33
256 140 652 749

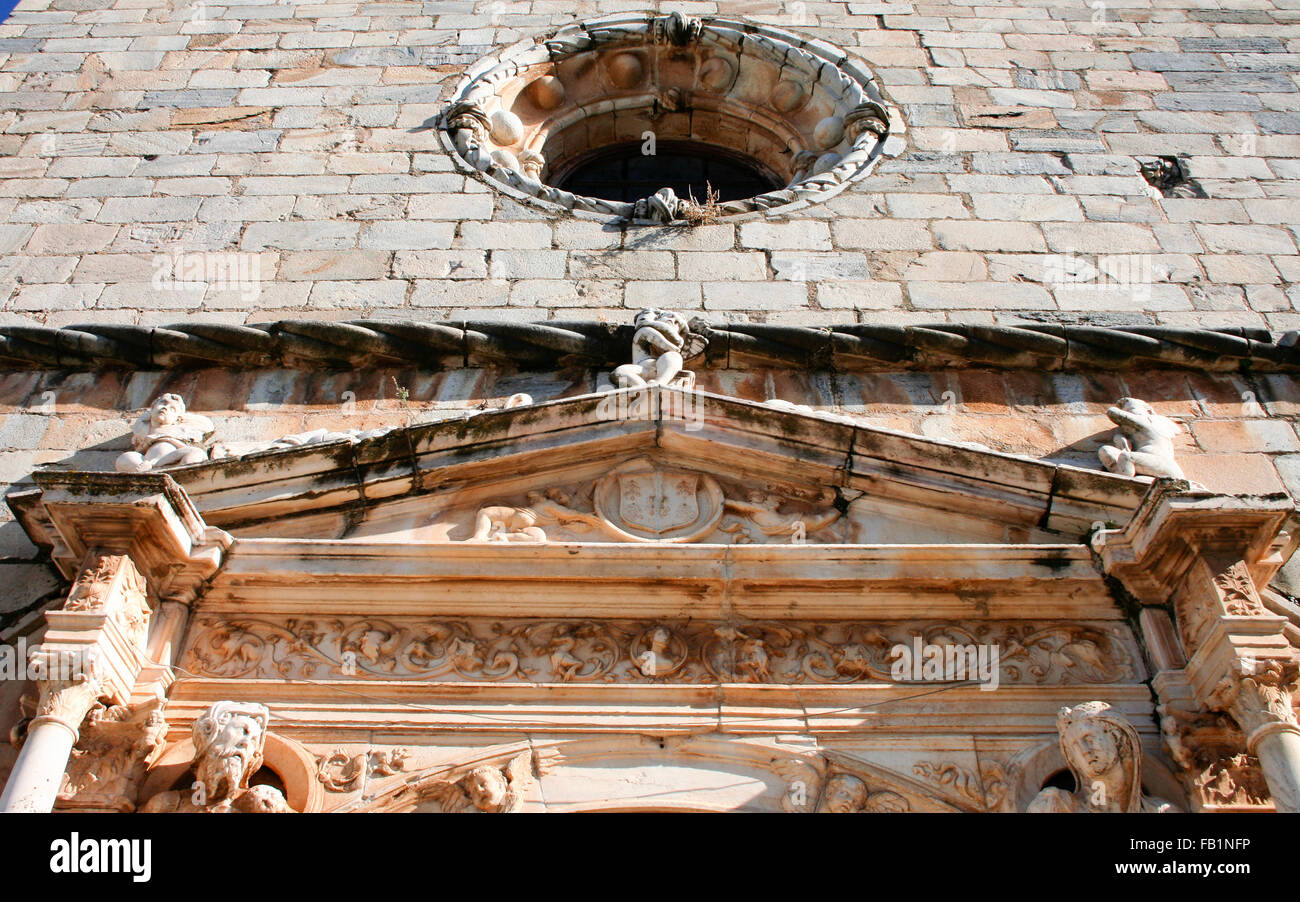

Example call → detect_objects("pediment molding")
12 387 1148 546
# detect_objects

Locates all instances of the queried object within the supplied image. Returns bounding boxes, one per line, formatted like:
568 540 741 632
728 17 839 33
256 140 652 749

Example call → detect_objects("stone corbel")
10 471 231 607
1098 484 1294 605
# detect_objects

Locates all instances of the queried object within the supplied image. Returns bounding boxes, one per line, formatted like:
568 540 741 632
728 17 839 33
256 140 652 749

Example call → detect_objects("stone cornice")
0 319 1295 373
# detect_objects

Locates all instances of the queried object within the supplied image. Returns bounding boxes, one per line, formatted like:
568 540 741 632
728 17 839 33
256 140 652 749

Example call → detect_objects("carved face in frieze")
821 774 868 813
465 766 509 811
192 701 269 802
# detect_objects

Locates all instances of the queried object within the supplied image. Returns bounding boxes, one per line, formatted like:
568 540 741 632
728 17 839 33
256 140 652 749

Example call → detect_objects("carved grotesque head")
192 701 270 802
821 773 868 813
464 765 509 812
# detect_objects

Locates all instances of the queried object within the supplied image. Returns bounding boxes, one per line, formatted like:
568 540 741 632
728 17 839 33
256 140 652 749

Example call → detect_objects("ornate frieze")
182 616 1142 686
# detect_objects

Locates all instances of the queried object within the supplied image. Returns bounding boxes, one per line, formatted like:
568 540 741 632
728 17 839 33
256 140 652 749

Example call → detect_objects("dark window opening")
552 141 783 203
1040 769 1077 793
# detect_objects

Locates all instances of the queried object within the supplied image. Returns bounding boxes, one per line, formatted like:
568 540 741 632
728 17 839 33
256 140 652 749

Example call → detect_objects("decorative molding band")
181 615 1144 687
0 320 1295 373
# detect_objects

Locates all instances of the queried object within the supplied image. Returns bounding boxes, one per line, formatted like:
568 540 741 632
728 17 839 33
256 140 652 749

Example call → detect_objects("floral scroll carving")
183 617 1142 687
316 748 410 793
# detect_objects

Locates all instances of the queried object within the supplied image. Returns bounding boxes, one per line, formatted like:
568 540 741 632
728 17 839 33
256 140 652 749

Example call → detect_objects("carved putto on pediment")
1097 397 1185 481
816 772 909 813
608 309 705 390
115 394 213 473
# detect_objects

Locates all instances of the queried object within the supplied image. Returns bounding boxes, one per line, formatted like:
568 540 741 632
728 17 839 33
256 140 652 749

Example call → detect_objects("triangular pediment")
14 387 1150 551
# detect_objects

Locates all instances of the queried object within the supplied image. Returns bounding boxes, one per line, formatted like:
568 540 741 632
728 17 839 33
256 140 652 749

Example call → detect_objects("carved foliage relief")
183 617 1142 686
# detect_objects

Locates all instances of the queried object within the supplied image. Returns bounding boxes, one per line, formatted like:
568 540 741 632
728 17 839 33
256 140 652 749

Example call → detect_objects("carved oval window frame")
438 12 905 224
138 731 325 813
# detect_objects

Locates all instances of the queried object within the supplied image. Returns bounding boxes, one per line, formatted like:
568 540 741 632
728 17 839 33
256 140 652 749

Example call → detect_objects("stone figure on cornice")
1028 701 1172 813
610 308 701 389
115 393 213 473
141 700 291 813
1097 397 1185 480
469 488 603 543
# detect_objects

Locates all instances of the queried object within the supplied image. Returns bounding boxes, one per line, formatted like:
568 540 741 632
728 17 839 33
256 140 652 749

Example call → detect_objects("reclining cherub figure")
1097 397 1185 480
115 394 213 473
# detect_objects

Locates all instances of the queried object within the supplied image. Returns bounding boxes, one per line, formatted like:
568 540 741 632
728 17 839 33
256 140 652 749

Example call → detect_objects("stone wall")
0 0 1295 328
1 0 1299 614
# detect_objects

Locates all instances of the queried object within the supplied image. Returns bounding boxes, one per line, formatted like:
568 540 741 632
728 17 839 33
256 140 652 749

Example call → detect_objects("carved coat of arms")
594 460 724 542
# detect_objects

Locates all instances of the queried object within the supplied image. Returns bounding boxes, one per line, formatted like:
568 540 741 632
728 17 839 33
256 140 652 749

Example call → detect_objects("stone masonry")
1 1 1300 615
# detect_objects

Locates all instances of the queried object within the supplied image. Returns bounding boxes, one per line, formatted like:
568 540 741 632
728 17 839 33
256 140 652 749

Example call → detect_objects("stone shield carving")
594 462 724 542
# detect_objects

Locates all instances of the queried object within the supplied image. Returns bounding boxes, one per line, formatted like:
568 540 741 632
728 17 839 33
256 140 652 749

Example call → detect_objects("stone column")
0 551 154 813
1176 554 1300 813
1207 659 1300 812
0 668 102 811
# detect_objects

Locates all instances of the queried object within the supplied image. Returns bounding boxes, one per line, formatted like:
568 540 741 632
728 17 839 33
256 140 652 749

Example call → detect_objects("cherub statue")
115 394 213 473
1028 701 1173 813
1097 397 1185 480
469 489 601 542
611 309 696 389
141 701 292 813
423 751 533 813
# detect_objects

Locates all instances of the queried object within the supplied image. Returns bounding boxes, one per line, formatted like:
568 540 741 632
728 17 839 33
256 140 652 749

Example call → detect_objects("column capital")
1207 658 1300 753
30 672 102 743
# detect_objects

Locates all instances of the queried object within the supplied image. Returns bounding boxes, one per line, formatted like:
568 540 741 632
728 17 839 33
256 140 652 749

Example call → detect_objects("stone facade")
0 0 1299 813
